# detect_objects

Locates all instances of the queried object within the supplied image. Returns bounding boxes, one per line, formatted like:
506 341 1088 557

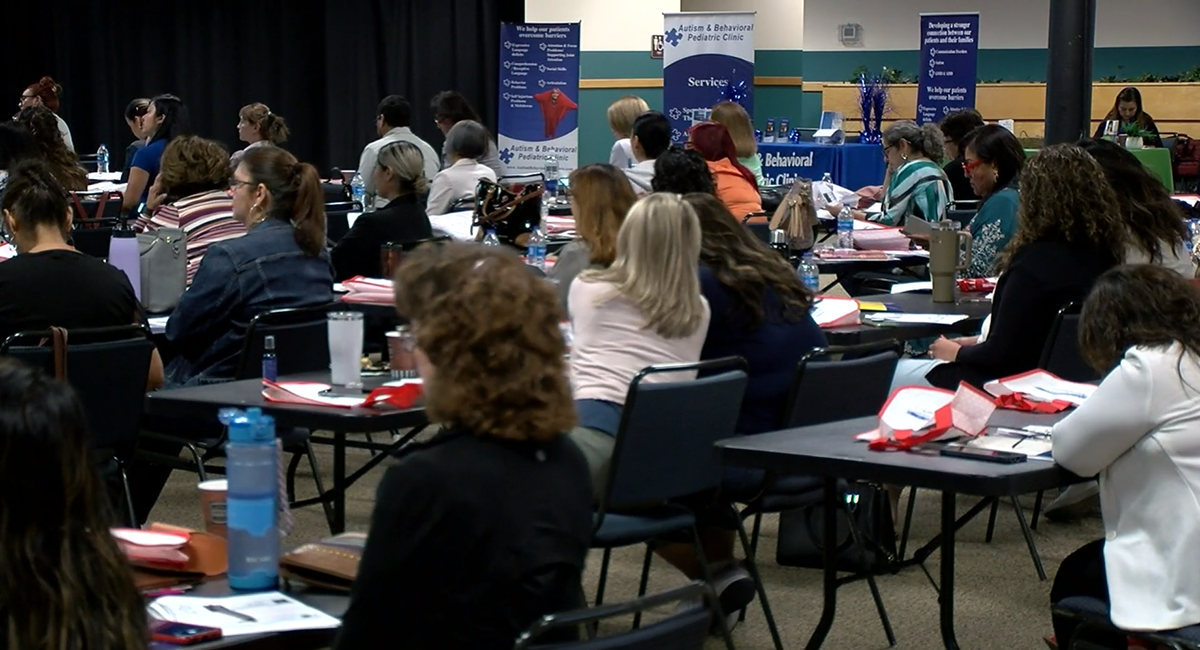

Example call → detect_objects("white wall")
680 0 804 50
526 0 680 51
803 0 1200 51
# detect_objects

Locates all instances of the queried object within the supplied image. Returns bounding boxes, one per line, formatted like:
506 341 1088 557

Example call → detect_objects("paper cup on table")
386 326 418 379
198 479 228 537
328 311 365 393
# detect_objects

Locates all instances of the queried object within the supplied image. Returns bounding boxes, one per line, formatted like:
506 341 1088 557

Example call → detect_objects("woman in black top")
335 243 591 650
939 109 985 203
331 140 433 280
912 145 1127 390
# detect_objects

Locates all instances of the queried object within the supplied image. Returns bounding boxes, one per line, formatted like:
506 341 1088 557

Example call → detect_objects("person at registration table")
1093 86 1162 148
1048 264 1200 649
548 163 637 311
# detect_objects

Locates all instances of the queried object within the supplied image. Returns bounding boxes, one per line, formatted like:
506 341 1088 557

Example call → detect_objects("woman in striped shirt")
829 121 952 227
137 136 245 284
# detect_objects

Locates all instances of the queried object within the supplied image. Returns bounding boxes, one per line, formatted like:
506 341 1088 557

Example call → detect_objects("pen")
204 604 258 623
906 410 931 421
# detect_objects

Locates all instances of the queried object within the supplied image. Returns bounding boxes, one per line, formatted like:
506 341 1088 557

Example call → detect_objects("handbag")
767 179 819 251
775 481 896 573
279 532 367 592
473 174 545 247
138 228 187 314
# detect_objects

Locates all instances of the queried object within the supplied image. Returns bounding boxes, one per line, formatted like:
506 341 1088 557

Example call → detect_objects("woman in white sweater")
1050 264 1200 648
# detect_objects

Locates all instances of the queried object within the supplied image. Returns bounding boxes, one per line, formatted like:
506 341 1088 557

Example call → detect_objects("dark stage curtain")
3 0 523 173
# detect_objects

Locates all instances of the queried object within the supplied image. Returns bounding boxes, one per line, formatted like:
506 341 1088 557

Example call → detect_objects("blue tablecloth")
757 142 885 190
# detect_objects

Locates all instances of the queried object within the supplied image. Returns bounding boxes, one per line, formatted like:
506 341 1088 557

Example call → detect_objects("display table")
757 142 885 190
1025 146 1173 189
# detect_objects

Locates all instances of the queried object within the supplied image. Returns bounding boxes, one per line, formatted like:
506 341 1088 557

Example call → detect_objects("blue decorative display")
722 79 751 107
787 129 802 144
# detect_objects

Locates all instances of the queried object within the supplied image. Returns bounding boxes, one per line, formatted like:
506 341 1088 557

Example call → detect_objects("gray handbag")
138 228 187 314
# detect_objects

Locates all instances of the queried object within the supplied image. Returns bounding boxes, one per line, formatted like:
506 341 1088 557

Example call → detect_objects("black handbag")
775 481 897 573
759 185 786 214
473 173 545 247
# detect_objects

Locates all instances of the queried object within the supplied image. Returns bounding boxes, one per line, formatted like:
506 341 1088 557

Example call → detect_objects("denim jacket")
165 218 334 386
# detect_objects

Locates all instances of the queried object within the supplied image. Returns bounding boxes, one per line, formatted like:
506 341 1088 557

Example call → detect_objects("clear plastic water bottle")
820 171 832 184
350 172 367 212
543 156 559 201
798 253 820 293
526 226 547 271
837 207 855 249
96 144 109 174
482 227 501 247
224 408 280 591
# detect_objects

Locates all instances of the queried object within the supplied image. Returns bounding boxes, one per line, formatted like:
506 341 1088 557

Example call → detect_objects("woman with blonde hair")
607 96 650 169
710 101 764 185
549 163 637 309
231 102 289 168
566 192 710 497
336 242 591 648
332 140 433 280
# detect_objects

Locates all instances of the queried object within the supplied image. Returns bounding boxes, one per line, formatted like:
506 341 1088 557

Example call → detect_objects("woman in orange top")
688 121 762 220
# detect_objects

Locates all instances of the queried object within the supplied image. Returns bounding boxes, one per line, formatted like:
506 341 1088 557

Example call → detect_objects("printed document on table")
863 313 969 325
984 370 1097 407
148 592 340 637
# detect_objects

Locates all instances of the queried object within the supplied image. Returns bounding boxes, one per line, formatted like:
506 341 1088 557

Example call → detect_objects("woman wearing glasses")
17 76 73 152
958 124 1025 279
827 121 952 227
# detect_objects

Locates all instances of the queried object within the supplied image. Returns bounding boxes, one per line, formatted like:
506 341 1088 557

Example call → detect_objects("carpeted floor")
148 434 1101 649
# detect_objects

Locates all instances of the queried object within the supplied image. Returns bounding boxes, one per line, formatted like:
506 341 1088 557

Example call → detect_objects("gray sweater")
549 241 594 312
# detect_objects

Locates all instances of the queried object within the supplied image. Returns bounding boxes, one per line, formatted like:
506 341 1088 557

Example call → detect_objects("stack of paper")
263 379 423 410
339 276 393 305
959 428 1054 460
87 171 123 182
984 370 1097 407
428 211 475 241
862 312 970 326
853 227 912 251
148 592 340 637
542 215 575 236
811 297 860 328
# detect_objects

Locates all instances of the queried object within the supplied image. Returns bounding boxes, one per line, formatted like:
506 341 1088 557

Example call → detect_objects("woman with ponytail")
164 146 333 386
231 102 290 167
17 76 73 151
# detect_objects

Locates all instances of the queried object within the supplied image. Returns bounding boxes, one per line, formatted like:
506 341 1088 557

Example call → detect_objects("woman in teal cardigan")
959 124 1025 278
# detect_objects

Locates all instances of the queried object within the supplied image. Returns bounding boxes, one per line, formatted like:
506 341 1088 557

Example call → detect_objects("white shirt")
356 127 440 209
623 159 656 195
55 113 74 152
426 158 497 215
568 278 710 405
609 139 636 169
1125 239 1195 278
1052 344 1200 631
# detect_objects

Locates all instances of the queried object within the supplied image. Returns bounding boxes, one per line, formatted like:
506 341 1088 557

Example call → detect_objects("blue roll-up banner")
916 13 980 125
663 12 755 145
497 22 581 175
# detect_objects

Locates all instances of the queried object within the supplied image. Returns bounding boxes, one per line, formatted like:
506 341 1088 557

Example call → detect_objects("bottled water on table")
544 156 559 200
350 172 367 211
224 408 280 591
482 228 501 247
821 171 832 184
96 144 109 174
837 207 855 249
525 226 547 271
798 253 820 293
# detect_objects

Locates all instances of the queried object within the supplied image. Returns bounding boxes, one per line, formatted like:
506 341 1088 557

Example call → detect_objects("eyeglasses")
962 159 985 173
228 178 254 190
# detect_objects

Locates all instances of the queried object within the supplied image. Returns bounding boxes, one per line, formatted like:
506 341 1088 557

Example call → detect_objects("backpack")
1174 134 1200 179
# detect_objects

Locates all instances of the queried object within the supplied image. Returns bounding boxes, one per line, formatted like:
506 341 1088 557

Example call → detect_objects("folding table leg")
804 477 841 650
939 491 961 650
1011 495 1048 581
331 430 346 534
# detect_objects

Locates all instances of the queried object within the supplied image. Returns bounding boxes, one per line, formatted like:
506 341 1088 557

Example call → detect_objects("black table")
151 579 347 649
144 372 428 533
814 254 931 293
822 290 992 346
716 410 1087 650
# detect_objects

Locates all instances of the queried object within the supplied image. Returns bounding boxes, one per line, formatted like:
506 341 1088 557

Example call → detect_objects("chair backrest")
946 209 977 229
601 357 748 512
449 196 475 213
780 340 902 429
1039 302 1099 383
1 325 153 460
233 303 336 380
70 193 124 223
514 582 714 650
70 227 114 259
327 210 352 244
741 212 772 245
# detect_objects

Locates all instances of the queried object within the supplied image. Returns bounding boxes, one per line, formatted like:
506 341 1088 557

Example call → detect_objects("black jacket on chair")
330 195 433 280
334 428 592 650
926 239 1117 390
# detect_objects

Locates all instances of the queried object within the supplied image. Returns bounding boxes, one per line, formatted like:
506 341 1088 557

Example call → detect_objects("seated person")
1093 86 1161 148
135 136 245 284
231 102 289 169
426 120 497 216
939 109 985 203
651 147 716 196
14 106 86 191
122 94 189 212
0 160 163 387
1079 138 1192 277
548 163 636 310
892 145 1128 391
165 146 333 386
121 98 150 183
623 111 671 194
1050 265 1200 648
606 95 650 170
0 359 148 649
688 121 762 219
359 95 440 209
957 124 1024 278
710 101 765 186
332 140 433 281
431 91 506 177
828 121 952 227
335 242 591 649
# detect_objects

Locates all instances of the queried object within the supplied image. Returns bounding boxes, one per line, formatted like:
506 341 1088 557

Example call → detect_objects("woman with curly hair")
549 163 637 309
892 144 1128 391
13 105 86 191
335 242 591 649
135 136 245 284
17 76 73 151
1048 264 1200 648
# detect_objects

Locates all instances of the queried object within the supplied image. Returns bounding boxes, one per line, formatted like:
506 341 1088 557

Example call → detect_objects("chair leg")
119 462 137 528
365 432 378 458
631 545 653 629
1031 490 1045 530
734 512 786 650
691 528 736 650
286 452 303 503
594 547 612 606
181 442 207 481
739 511 764 623
303 441 335 533
898 486 918 562
1011 495 1047 581
842 502 897 647
985 497 999 543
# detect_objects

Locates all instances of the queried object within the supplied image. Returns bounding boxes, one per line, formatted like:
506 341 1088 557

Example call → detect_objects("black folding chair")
514 582 716 650
326 203 355 244
737 340 900 645
2 325 154 526
741 212 772 246
70 227 113 259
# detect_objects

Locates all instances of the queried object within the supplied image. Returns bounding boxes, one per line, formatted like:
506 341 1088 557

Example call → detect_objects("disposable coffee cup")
198 479 228 538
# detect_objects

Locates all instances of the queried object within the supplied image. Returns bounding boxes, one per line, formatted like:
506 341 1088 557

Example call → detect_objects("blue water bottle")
798 253 820 293
225 409 280 591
